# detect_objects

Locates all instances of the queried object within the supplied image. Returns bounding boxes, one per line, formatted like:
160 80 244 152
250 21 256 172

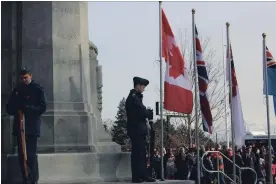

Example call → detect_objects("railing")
201 151 257 184
227 174 241 184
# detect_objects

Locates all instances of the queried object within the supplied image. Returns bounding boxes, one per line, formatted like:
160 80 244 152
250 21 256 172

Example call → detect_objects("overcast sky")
88 1 276 139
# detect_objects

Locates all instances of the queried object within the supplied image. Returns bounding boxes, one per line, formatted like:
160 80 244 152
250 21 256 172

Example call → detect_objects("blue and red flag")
265 47 276 116
195 26 213 134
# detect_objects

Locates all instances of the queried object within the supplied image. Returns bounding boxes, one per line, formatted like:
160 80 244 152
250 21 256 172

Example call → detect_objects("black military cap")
133 76 149 86
20 66 31 75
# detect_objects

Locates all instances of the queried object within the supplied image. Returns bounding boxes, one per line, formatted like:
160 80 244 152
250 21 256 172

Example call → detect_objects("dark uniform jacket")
203 156 214 177
244 152 256 169
125 89 150 137
235 154 244 167
6 80 46 136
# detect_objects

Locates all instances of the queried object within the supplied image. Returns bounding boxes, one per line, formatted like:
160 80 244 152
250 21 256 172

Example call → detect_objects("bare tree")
102 118 114 133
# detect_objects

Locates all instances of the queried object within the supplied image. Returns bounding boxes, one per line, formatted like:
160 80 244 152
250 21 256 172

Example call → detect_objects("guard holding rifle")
6 67 47 184
125 76 155 183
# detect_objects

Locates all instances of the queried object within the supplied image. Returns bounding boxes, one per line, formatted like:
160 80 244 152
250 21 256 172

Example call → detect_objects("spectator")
165 148 176 179
175 147 186 180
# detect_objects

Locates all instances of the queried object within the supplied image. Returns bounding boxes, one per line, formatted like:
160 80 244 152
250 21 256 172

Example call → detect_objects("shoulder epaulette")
33 82 44 90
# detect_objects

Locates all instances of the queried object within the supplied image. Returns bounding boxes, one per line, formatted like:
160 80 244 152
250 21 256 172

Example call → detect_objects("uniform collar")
130 89 143 97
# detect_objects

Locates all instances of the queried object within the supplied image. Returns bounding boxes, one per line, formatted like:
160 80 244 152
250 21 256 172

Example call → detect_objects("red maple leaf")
168 44 184 79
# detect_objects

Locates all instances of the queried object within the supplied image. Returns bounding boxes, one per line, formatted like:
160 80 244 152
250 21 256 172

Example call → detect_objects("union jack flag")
195 26 213 134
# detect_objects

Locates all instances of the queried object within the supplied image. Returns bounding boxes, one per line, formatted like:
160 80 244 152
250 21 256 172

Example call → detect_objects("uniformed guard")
6 67 47 184
125 76 156 183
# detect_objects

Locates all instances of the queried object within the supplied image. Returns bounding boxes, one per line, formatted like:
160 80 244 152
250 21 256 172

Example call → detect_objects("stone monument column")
3 1 119 153
1 1 19 155
18 1 92 152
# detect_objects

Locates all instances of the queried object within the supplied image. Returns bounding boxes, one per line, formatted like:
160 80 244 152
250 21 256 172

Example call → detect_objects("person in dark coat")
174 147 186 180
190 152 204 184
243 146 257 184
235 149 244 167
241 145 247 163
221 145 231 175
183 148 195 180
125 76 155 183
255 149 266 183
151 150 161 179
234 149 244 183
6 67 47 184
203 153 214 184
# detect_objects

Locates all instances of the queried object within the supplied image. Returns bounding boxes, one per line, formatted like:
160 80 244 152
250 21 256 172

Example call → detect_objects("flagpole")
192 9 201 184
262 33 273 184
226 22 236 184
222 29 229 149
159 1 165 181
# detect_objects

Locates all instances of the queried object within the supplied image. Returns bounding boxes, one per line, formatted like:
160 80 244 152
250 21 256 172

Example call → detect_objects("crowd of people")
149 144 275 184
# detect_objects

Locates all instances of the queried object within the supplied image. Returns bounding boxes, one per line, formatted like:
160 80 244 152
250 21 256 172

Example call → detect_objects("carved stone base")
2 152 132 184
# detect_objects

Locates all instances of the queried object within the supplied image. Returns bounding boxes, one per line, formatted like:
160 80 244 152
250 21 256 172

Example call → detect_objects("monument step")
2 152 131 184
91 180 195 184
2 152 195 184
1 180 195 184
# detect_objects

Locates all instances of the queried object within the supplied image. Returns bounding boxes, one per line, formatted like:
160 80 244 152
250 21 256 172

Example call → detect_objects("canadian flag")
162 9 193 114
226 44 246 147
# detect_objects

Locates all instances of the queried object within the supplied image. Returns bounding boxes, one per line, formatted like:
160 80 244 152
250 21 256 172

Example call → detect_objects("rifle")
19 110 28 179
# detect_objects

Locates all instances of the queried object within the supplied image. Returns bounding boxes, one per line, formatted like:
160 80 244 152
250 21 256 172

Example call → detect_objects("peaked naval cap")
20 66 31 75
133 76 149 86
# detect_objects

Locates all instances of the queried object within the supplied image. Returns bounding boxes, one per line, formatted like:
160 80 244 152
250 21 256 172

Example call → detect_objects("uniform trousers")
17 135 39 184
130 134 148 181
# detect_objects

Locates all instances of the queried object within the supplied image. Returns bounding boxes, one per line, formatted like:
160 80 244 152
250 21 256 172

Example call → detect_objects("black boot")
143 177 156 182
132 178 143 183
